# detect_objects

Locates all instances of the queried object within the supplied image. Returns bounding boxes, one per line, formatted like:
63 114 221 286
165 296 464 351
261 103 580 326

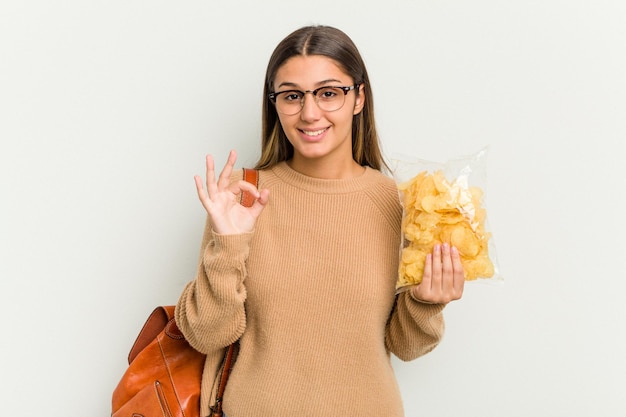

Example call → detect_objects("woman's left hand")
411 243 465 305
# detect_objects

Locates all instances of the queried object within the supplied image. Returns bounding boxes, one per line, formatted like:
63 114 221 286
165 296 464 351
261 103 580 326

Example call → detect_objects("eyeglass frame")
268 84 359 114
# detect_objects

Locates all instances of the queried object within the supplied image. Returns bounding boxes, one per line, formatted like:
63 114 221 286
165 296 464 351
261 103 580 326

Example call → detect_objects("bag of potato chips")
390 148 501 292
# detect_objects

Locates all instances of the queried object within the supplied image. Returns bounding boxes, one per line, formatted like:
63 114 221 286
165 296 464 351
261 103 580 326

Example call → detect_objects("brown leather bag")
111 169 258 417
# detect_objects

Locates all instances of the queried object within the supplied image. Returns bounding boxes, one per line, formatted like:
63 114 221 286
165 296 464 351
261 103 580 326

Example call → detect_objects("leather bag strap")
212 168 258 417
212 343 237 417
240 167 259 207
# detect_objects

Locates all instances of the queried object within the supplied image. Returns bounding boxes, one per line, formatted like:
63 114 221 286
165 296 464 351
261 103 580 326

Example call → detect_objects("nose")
299 92 322 122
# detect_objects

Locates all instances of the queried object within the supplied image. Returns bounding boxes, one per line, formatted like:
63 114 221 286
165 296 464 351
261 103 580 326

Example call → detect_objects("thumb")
247 188 270 218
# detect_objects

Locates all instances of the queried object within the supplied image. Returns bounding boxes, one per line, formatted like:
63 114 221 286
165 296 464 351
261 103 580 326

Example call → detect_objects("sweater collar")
270 161 382 194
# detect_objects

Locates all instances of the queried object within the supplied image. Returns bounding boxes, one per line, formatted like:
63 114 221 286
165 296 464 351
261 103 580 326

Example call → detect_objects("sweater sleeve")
384 289 446 361
175 216 252 354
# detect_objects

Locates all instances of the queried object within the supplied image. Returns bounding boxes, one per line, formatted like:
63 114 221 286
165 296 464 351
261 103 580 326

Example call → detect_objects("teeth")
302 128 326 136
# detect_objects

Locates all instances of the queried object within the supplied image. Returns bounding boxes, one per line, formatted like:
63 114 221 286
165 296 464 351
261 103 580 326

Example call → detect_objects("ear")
353 83 366 115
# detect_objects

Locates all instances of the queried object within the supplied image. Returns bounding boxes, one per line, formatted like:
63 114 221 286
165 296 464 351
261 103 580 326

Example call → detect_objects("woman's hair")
255 25 387 171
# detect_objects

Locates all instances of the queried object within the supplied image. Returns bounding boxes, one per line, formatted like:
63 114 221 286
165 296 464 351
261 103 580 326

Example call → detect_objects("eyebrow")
277 79 345 89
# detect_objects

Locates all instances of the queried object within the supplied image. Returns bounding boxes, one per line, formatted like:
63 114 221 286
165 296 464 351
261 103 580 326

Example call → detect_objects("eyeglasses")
268 85 358 115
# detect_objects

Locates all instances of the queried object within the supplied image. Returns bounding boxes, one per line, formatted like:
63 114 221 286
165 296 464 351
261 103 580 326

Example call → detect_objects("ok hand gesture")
194 150 269 235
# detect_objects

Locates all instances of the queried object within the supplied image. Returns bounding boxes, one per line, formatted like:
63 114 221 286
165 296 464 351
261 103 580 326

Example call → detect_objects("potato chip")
450 225 480 258
432 171 450 193
396 169 494 288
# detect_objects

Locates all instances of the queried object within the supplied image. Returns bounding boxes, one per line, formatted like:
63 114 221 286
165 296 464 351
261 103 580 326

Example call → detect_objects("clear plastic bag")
390 148 501 293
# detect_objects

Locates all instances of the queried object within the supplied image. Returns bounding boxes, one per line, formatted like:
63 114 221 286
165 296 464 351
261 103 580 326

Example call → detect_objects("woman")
176 25 464 417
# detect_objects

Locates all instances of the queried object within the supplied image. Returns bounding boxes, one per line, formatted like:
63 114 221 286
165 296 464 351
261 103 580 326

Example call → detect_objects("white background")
1 1 625 416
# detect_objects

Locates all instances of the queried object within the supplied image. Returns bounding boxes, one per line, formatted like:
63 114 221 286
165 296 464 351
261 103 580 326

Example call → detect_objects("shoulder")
360 168 402 230
363 168 401 204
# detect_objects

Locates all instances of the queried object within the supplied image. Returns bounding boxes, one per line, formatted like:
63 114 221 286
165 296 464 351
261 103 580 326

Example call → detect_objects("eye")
281 91 303 102
317 87 340 101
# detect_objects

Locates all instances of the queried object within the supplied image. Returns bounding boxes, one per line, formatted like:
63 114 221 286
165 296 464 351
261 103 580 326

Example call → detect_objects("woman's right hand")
194 150 269 235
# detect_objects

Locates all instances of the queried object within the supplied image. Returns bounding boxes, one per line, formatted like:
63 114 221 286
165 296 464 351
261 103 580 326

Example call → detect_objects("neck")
287 156 365 179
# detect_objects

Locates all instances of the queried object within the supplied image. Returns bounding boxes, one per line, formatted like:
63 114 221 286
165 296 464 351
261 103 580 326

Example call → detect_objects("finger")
194 175 213 213
228 180 261 200
441 243 453 290
194 175 207 201
205 154 218 199
451 246 465 297
217 150 237 190
248 188 270 217
232 183 269 215
256 188 270 206
432 243 443 290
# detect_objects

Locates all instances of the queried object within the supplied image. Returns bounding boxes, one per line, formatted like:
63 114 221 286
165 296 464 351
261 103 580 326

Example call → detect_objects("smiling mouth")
299 127 329 137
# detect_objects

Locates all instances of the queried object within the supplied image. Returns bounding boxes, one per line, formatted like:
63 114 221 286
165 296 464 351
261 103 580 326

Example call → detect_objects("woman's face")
273 55 364 170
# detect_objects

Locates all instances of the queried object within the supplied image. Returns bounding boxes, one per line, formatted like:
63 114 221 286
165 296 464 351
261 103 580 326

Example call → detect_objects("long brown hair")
255 26 387 171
